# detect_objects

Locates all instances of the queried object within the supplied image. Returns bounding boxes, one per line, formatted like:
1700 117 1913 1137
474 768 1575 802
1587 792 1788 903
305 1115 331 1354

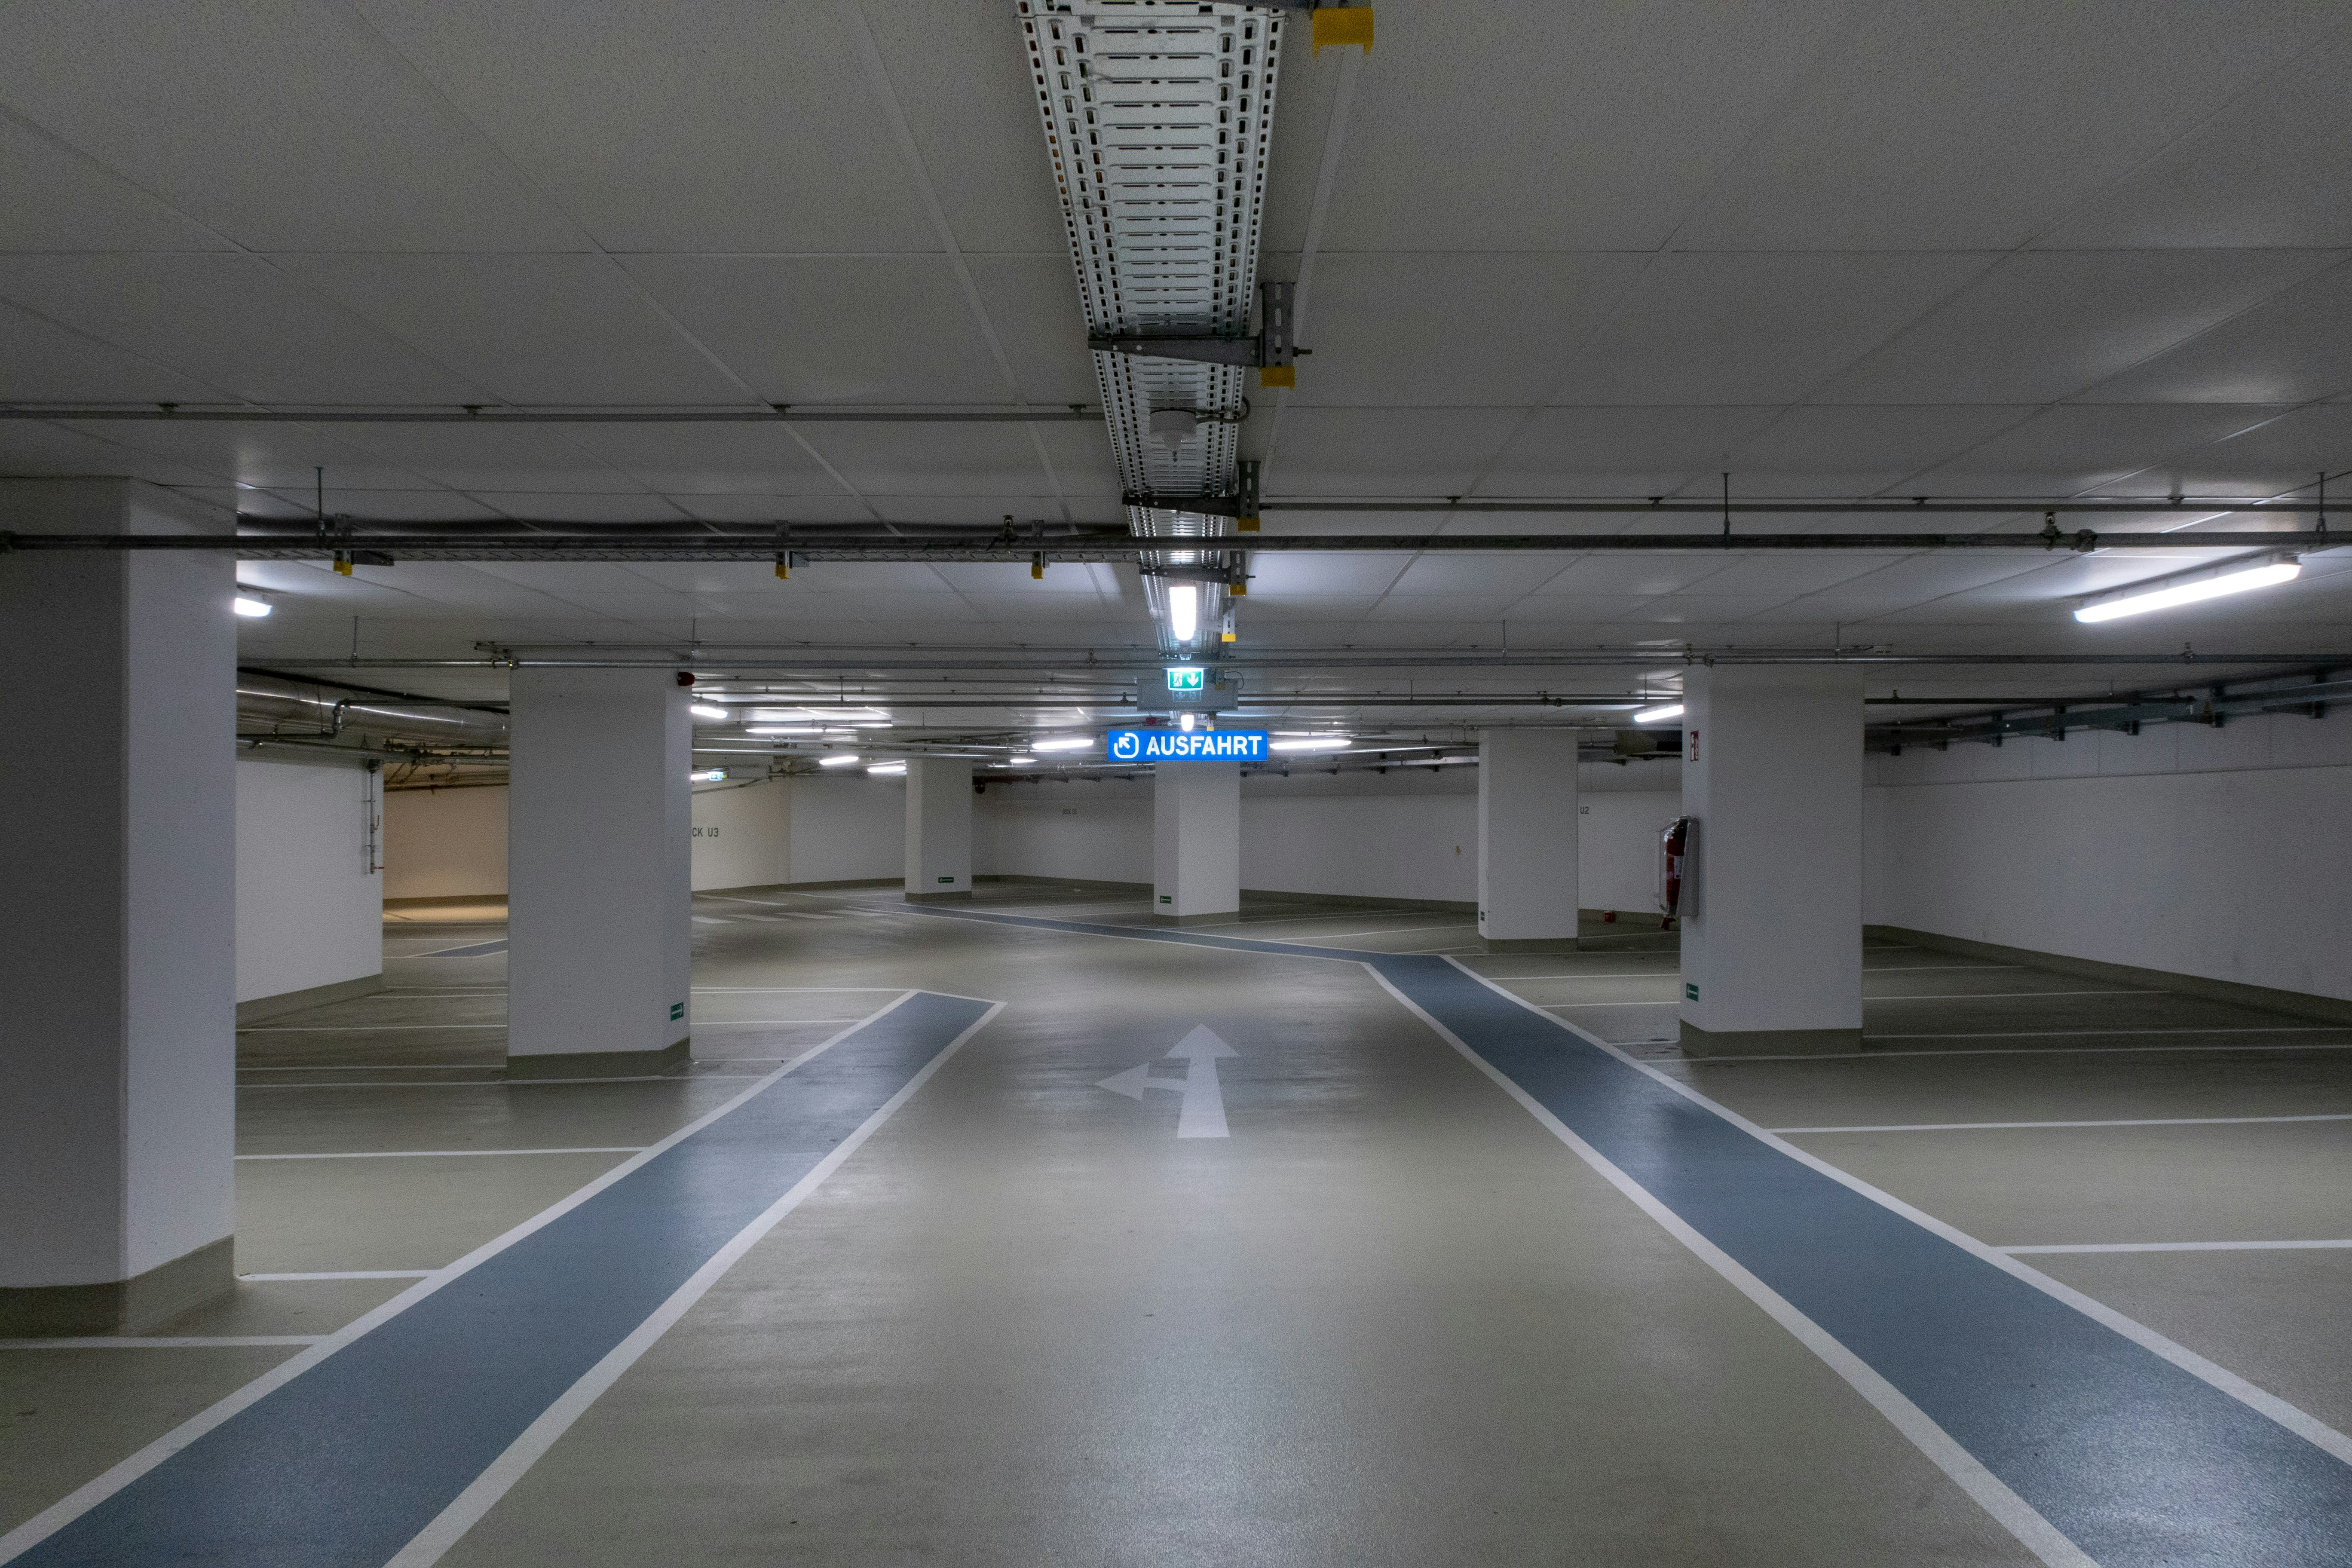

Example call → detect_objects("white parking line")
0 1336 324 1351
1773 1113 2352 1133
236 1148 647 1161
2001 1240 2352 1255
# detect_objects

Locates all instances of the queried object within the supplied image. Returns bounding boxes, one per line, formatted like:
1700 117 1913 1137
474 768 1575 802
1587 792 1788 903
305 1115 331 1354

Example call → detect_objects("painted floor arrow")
1096 1025 1237 1138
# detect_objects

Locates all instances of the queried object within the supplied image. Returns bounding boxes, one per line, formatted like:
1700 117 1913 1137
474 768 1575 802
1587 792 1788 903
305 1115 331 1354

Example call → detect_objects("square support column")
507 668 691 1078
1153 760 1239 924
1678 666 1865 1057
904 758 973 900
0 480 236 1334
1478 728 1580 949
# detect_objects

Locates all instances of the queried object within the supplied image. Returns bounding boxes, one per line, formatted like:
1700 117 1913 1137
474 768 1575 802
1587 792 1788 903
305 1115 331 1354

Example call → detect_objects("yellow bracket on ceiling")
1258 365 1295 389
1312 7 1372 55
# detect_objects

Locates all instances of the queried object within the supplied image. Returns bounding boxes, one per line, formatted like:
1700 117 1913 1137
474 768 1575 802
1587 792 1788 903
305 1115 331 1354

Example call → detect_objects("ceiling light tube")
1032 736 1095 752
865 761 906 776
688 703 729 720
2075 553 2301 624
232 594 273 618
1168 583 1199 643
1269 736 1351 752
817 753 861 768
1632 703 1684 723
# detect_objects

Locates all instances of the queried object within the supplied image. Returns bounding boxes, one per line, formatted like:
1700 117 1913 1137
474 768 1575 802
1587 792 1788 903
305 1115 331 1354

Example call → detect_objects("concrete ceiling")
4 0 2351 695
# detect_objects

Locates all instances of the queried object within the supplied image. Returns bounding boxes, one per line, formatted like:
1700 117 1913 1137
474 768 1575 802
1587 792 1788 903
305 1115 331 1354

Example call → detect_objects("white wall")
1866 713 2352 1003
1579 787 1687 914
976 761 1681 908
692 777 790 891
975 780 1154 883
384 784 508 899
236 757 383 1003
789 774 905 883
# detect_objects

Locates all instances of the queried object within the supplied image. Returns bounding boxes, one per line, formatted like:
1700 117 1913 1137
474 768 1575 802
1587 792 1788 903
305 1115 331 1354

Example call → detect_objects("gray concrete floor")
5 885 2348 1563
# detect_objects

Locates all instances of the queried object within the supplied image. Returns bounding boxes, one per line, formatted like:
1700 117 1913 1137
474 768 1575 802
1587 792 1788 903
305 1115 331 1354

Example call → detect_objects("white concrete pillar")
904 758 972 900
1478 729 1581 948
0 480 237 1333
1678 665 1865 1056
1153 760 1240 924
507 668 691 1078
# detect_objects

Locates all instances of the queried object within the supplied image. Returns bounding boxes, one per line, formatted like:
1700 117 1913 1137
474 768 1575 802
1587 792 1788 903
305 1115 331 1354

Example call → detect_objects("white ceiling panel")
1547 253 1997 406
510 423 850 497
1815 250 2342 406
250 487 502 523
0 420 221 487
962 257 1098 408
0 254 491 404
1243 555 1406 597
0 301 224 403
858 0 1067 255
2171 404 2352 489
304 425 654 496
454 492 686 523
1266 408 1520 496
1285 253 1649 408
0 114 230 252
73 421 438 494
791 423 1060 499
1907 404 2293 492
625 256 1028 407
274 254 750 406
1725 406 2034 487
351 0 937 253
1384 555 1570 597
1318 0 1868 251
2084 262 2352 406
1476 407 1785 497
1671 0 2328 251
2037 28 2352 249
0 4 582 251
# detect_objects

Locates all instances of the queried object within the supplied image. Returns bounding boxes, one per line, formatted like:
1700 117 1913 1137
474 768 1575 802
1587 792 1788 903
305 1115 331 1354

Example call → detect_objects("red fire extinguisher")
1658 817 1692 929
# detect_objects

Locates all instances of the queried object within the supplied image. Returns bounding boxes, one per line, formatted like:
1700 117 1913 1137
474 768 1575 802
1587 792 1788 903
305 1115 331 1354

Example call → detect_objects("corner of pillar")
505 1038 691 1080
0 1236 236 1337
1677 1022 1864 1058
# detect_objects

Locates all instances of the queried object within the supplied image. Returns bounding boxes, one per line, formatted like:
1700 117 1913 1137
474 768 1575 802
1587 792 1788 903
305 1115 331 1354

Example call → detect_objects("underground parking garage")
3 3 2352 1564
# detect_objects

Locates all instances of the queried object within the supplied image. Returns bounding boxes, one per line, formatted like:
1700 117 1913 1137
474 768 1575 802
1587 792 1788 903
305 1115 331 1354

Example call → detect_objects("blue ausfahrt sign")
1106 728 1268 763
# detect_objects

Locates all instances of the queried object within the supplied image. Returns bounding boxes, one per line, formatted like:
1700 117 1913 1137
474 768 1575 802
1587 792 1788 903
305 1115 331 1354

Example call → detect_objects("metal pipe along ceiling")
236 671 508 753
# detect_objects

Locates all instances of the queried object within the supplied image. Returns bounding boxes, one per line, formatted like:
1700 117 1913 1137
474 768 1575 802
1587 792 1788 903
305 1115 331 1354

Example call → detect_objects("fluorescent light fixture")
866 761 906 776
1179 712 1196 732
688 703 729 720
689 768 728 782
1009 754 1037 764
2075 554 2301 624
1168 583 1198 643
817 753 862 768
1032 736 1094 753
1633 703 1684 724
746 725 856 737
232 595 273 618
1270 736 1350 753
748 707 889 724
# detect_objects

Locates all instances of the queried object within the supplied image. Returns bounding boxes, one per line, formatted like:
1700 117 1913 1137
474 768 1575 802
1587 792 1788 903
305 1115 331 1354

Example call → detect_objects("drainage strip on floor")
1 990 999 1568
903 903 2352 1567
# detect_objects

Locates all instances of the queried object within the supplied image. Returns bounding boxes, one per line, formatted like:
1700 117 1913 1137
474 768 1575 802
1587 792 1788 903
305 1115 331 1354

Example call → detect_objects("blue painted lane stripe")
9 991 994 1568
913 907 2352 1564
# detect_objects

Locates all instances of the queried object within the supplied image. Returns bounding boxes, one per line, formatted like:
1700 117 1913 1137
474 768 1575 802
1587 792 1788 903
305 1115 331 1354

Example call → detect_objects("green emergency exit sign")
1165 665 1205 692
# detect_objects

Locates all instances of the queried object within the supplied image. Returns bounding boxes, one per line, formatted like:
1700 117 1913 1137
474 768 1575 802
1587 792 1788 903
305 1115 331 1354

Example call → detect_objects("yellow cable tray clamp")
1091 282 1304 393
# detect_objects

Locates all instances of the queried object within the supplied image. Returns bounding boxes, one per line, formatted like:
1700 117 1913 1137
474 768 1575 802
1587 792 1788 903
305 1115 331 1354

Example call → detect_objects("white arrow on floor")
1096 1026 1238 1138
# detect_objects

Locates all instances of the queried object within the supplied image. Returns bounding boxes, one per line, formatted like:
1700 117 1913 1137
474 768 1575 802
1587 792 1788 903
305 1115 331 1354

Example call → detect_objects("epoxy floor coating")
4 886 2349 1566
